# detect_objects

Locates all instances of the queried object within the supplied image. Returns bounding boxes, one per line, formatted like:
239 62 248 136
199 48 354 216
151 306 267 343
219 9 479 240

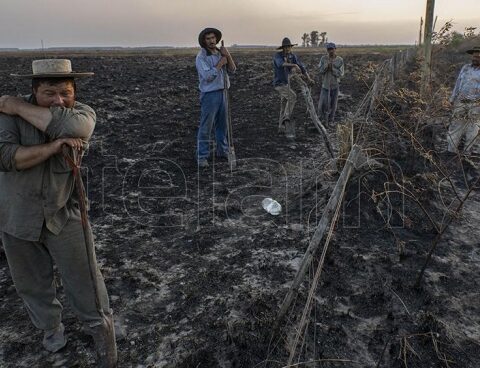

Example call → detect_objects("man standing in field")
317 42 344 126
0 59 117 367
195 27 236 168
447 46 480 154
273 37 314 138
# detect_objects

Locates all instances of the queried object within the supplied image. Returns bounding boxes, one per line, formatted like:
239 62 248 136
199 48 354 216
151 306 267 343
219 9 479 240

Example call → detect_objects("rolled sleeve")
45 102 96 140
196 55 219 83
0 114 21 172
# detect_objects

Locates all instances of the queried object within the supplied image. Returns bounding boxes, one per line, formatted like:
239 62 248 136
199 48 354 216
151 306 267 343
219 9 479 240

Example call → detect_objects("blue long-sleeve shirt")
450 64 480 104
195 48 231 93
273 51 307 86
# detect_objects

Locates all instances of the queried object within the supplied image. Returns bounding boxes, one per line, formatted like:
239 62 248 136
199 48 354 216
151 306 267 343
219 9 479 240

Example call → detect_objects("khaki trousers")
2 216 110 331
275 84 297 122
447 102 480 153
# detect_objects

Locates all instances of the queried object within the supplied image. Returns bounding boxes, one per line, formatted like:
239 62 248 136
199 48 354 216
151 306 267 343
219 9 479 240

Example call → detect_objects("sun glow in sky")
0 0 479 48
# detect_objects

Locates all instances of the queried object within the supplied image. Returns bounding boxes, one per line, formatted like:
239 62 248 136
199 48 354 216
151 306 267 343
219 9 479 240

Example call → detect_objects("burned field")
0 47 479 367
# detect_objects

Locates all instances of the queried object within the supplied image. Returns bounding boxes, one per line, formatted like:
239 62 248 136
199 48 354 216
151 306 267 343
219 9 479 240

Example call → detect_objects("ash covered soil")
0 49 479 367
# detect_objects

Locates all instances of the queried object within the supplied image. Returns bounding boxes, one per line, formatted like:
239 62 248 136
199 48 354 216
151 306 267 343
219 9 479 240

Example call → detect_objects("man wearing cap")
273 37 314 138
318 42 344 126
0 59 117 366
195 27 236 168
447 46 480 154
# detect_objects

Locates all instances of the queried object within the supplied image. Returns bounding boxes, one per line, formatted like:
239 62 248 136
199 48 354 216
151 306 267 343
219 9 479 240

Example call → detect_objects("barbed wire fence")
263 45 479 367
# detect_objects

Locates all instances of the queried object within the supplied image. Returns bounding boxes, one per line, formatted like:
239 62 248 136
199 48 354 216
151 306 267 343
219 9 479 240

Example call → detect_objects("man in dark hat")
273 37 314 138
0 59 117 367
317 42 344 126
447 46 480 154
195 27 236 168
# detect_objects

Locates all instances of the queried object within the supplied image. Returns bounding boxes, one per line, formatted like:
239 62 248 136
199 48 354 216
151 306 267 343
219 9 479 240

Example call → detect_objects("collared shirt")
273 51 307 86
0 95 96 241
450 64 480 104
318 55 344 89
196 48 233 93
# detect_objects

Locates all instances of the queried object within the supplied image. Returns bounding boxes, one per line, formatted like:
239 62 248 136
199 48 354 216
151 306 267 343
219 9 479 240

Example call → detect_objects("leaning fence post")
276 145 363 326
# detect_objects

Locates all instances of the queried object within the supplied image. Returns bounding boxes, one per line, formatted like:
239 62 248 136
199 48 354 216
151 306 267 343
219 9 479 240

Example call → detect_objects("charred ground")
0 47 479 367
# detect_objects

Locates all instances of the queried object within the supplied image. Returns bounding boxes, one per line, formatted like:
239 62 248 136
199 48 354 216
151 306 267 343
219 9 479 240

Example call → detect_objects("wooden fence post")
421 0 435 96
276 145 363 326
418 17 423 46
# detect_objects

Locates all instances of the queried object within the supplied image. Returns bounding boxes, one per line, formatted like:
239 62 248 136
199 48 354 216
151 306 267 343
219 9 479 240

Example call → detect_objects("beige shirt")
318 55 345 89
0 95 96 241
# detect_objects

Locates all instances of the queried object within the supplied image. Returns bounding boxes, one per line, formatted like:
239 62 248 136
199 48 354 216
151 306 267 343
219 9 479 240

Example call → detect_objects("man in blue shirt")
273 37 313 138
195 27 236 168
447 46 480 154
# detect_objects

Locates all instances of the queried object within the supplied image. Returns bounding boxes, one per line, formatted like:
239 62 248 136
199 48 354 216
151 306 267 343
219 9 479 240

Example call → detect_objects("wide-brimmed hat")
277 37 297 50
198 27 222 48
11 59 94 78
466 46 480 54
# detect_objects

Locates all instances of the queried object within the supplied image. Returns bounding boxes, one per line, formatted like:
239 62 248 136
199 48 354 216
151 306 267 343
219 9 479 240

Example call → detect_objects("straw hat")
11 59 94 78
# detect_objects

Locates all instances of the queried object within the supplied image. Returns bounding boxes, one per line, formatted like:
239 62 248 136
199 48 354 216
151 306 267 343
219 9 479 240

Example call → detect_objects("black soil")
0 50 479 367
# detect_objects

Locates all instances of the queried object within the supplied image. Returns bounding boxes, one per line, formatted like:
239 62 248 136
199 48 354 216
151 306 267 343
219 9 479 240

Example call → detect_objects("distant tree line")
301 31 328 47
431 22 479 47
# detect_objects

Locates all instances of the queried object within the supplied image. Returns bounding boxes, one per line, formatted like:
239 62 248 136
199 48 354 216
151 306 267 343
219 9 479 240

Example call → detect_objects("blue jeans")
318 87 339 123
197 90 228 160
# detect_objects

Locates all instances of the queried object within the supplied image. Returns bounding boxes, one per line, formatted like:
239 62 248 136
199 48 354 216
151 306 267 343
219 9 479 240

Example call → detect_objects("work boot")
215 151 229 161
42 323 67 353
84 311 118 368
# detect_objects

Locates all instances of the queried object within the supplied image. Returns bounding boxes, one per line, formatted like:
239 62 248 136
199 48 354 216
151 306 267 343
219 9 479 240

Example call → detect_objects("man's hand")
0 95 24 116
14 138 85 171
219 46 231 58
216 56 228 70
50 138 85 155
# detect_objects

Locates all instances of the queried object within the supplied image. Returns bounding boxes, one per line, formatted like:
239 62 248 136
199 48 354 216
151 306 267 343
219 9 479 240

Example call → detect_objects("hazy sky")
0 0 479 48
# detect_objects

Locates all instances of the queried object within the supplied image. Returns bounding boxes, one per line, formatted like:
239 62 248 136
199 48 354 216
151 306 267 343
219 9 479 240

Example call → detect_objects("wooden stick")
418 17 423 47
421 0 435 95
221 40 237 170
292 74 334 158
